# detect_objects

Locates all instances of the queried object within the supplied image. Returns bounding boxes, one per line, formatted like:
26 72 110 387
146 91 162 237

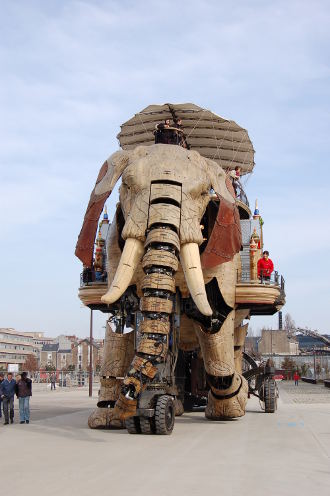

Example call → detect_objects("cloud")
1 0 330 334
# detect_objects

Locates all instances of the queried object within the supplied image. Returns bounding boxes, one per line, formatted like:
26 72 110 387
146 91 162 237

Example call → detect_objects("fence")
5 370 100 387
261 354 330 380
238 270 285 289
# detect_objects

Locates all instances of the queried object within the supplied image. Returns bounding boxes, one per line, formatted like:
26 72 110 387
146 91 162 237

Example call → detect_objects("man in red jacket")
257 250 274 282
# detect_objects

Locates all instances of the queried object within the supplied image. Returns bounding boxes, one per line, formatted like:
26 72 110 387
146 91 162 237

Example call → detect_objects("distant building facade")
258 329 299 355
71 339 102 372
40 343 73 370
2 328 103 372
0 328 39 370
296 334 330 350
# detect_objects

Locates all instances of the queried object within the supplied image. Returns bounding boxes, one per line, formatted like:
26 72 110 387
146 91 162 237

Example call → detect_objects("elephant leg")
234 323 248 375
194 310 248 419
88 324 135 429
110 225 180 422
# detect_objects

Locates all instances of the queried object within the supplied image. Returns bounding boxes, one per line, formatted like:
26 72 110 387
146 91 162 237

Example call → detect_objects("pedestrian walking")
0 372 16 424
50 373 56 390
293 371 300 386
16 372 32 424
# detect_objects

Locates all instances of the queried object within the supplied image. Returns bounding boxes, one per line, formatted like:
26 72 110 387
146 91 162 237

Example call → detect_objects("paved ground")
1 381 330 496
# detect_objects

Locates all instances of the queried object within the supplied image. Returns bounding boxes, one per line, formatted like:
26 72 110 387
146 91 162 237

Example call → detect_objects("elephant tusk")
101 238 144 304
180 243 213 316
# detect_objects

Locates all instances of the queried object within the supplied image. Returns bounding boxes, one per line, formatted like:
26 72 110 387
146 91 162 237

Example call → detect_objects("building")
296 334 330 351
71 339 102 372
244 336 259 355
258 329 299 355
19 331 55 346
0 328 39 370
40 344 59 369
40 343 73 370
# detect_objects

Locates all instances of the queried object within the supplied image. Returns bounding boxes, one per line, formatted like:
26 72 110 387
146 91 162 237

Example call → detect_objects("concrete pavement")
1 382 329 496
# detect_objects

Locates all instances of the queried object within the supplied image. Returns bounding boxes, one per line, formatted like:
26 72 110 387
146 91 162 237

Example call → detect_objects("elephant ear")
205 158 235 204
201 195 242 269
75 150 130 267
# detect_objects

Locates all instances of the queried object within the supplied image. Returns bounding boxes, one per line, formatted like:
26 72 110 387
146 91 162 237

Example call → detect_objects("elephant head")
76 144 239 316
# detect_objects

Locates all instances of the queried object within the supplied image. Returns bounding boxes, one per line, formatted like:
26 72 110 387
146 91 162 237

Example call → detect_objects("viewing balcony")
235 271 286 316
78 271 108 311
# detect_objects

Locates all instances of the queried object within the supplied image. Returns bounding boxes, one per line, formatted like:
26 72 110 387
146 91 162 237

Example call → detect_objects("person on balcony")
257 250 274 282
229 166 241 197
173 118 188 148
154 119 185 146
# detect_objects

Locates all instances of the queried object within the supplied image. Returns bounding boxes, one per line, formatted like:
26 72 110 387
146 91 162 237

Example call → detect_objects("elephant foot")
174 398 184 416
205 374 248 420
109 393 138 422
88 407 125 429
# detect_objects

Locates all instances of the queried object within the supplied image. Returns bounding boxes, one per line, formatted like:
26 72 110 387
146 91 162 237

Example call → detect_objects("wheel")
139 416 155 434
125 416 141 434
155 395 175 435
262 379 277 413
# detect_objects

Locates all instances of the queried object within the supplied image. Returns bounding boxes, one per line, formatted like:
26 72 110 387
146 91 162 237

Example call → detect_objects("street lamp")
89 309 93 397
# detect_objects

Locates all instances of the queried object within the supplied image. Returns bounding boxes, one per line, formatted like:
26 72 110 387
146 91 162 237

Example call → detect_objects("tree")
281 357 297 379
300 363 308 376
45 364 56 371
23 354 38 372
284 313 296 331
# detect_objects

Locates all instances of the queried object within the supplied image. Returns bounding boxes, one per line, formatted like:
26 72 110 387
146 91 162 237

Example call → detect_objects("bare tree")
22 354 38 372
284 313 296 331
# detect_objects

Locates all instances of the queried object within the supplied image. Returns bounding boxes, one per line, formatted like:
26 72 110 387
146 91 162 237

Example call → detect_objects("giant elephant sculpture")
76 143 249 433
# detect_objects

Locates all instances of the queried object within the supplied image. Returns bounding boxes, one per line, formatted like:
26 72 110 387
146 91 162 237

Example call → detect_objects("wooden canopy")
117 103 255 174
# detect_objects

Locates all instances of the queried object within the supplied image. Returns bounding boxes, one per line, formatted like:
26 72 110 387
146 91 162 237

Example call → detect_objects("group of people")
0 372 32 425
154 118 188 148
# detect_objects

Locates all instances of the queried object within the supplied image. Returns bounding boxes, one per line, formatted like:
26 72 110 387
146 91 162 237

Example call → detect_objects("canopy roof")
117 103 255 174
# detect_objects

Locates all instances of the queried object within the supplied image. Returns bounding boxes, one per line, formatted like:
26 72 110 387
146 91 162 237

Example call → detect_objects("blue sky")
1 0 329 338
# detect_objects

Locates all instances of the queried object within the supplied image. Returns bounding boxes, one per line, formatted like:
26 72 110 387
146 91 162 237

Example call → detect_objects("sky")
1 0 329 339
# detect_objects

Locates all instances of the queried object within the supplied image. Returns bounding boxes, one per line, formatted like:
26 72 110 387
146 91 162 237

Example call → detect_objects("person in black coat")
16 372 32 424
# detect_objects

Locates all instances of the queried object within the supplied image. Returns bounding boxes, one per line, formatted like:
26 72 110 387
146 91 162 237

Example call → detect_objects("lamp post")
89 309 93 397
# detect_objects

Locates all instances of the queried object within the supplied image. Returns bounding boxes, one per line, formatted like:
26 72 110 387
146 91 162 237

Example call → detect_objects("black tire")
155 395 175 435
125 416 141 434
262 379 277 413
140 416 155 434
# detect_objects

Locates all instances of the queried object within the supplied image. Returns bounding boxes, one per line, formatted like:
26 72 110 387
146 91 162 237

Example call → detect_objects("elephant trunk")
110 216 180 421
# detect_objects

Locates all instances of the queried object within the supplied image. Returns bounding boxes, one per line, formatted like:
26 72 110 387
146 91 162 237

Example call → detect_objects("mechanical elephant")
76 143 248 430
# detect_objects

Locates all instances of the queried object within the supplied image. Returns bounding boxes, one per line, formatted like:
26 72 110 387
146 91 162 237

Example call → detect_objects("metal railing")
235 182 249 207
80 270 107 287
238 270 285 290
